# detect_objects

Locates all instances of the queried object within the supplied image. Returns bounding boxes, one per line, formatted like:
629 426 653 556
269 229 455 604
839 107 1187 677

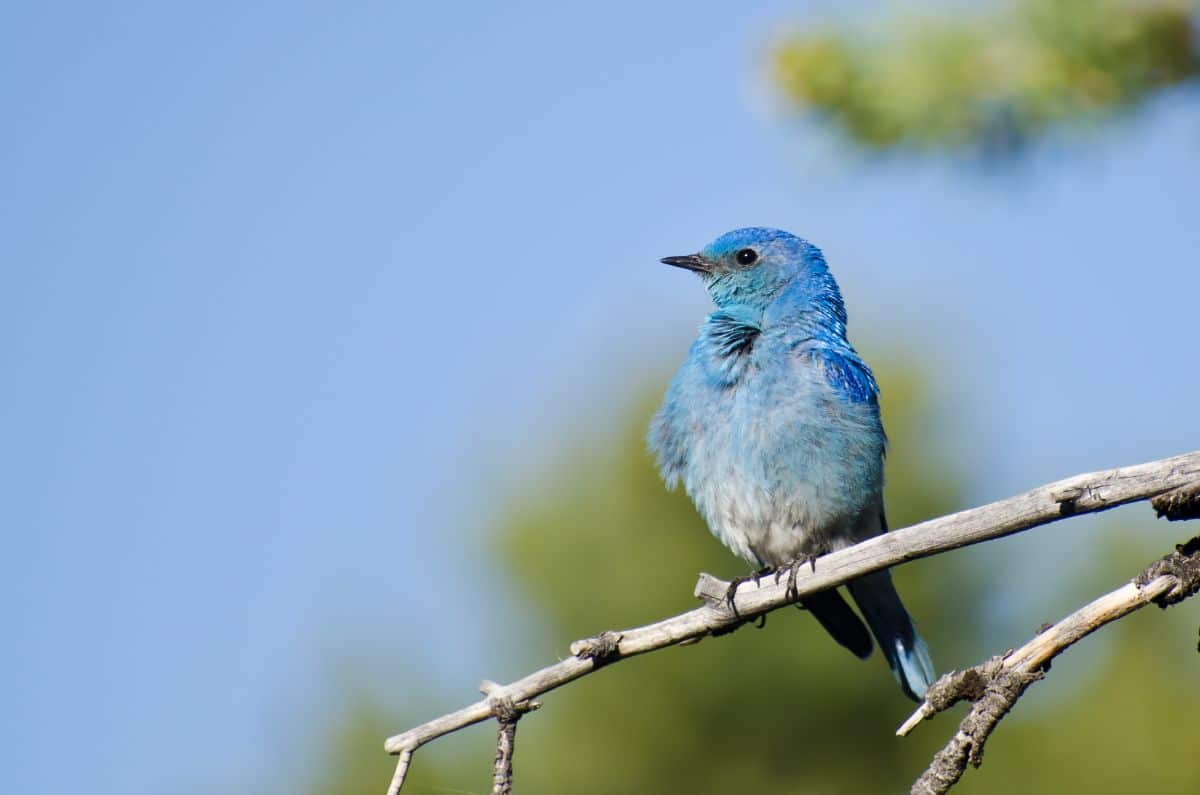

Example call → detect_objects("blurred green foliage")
773 0 1200 151
486 362 982 793
307 698 400 795
303 359 1198 793
296 5 1200 788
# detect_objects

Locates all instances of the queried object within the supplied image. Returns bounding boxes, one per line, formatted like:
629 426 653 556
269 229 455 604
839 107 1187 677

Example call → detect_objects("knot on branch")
921 656 1041 720
479 681 539 726
1151 484 1200 521
570 630 623 664
1051 485 1085 515
917 655 1044 773
488 695 523 725
922 658 1000 714
1135 536 1200 608
912 657 1045 794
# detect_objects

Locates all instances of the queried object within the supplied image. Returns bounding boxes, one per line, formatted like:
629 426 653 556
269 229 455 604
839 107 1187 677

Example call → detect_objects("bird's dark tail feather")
804 589 873 660
846 570 936 702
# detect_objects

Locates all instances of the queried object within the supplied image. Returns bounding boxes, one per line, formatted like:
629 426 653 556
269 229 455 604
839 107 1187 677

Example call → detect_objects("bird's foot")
778 554 818 602
724 566 773 619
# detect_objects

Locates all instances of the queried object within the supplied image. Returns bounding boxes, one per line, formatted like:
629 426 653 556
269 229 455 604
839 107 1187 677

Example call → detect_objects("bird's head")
661 227 839 315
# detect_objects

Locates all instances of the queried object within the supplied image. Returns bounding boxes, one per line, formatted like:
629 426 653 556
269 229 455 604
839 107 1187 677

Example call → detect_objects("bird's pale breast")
656 331 884 568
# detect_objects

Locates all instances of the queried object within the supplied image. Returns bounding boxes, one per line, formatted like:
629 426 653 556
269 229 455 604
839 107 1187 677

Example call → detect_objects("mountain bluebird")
648 227 935 701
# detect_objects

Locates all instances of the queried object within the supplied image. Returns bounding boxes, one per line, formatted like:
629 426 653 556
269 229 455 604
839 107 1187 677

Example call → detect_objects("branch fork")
381 451 1200 794
902 534 1200 795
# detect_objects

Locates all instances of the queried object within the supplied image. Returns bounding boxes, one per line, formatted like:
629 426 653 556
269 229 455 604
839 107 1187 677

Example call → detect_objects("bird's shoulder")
800 343 879 406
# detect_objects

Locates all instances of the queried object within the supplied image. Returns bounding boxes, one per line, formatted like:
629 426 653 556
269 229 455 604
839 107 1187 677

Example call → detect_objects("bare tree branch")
382 450 1200 793
904 536 1200 795
491 719 518 795
384 749 412 795
480 680 536 795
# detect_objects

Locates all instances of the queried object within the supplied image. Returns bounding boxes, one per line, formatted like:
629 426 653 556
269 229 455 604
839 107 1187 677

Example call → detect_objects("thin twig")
491 718 518 795
382 450 1200 792
385 748 412 795
904 536 1200 795
482 680 533 795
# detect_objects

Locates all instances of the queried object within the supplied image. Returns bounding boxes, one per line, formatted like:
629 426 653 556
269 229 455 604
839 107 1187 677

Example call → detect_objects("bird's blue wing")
810 346 879 405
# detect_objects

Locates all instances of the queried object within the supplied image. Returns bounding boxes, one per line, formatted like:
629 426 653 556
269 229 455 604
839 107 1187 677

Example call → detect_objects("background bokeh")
5 1 1199 793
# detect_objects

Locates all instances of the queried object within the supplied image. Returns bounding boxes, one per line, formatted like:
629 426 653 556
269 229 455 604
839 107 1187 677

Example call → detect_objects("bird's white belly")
690 460 841 568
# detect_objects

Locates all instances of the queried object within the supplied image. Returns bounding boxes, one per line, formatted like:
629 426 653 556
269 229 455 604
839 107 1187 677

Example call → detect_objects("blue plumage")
649 227 935 701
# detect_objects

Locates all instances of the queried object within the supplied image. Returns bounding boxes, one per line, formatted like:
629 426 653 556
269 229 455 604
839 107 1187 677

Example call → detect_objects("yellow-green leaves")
772 0 1199 152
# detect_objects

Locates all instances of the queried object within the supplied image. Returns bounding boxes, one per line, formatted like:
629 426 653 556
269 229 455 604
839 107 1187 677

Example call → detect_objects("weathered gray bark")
382 450 1200 795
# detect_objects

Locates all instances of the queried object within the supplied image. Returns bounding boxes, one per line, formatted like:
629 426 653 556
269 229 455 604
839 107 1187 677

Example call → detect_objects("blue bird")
648 227 935 701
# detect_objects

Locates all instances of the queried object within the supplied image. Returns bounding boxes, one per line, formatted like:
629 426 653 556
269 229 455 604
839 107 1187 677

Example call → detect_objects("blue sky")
4 2 1198 793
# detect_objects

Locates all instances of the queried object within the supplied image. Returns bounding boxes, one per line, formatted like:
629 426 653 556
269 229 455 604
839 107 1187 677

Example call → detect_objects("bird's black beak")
660 254 710 274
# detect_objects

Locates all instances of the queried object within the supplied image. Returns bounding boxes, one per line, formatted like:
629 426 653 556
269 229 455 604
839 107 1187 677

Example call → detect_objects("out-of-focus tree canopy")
481 364 980 793
301 360 1199 794
773 0 1200 152
289 4 1200 791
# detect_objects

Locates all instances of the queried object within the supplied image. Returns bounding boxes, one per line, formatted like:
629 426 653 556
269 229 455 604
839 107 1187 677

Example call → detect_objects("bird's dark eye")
736 248 758 266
